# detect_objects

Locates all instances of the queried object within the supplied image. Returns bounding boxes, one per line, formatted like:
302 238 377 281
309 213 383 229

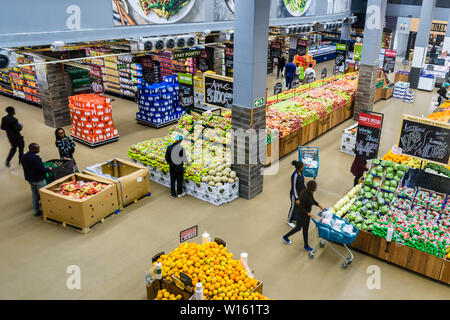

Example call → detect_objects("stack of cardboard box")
69 94 119 144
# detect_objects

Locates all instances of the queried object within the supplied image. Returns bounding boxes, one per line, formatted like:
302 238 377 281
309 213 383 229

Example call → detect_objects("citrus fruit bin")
147 241 268 301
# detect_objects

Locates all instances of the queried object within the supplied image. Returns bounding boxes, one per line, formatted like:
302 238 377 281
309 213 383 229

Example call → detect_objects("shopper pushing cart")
283 180 324 252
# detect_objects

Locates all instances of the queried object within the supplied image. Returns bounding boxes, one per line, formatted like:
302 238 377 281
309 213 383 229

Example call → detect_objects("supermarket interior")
0 0 450 302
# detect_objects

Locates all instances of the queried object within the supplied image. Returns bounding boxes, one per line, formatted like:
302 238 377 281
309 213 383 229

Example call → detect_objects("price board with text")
355 112 384 160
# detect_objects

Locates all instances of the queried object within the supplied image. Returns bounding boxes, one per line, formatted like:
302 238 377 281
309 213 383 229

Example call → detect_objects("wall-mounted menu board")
204 73 233 109
398 115 450 165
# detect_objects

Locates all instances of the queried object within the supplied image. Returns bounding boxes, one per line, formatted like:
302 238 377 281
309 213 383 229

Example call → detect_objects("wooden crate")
317 114 330 136
265 142 272 166
384 242 410 268
301 120 318 145
440 258 450 284
329 109 339 128
349 230 386 260
343 103 353 120
279 130 300 158
146 278 194 300
374 86 383 103
404 249 444 281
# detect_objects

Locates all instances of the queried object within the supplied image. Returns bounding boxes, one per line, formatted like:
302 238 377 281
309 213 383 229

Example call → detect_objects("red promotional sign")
385 49 397 58
358 112 383 129
180 225 198 243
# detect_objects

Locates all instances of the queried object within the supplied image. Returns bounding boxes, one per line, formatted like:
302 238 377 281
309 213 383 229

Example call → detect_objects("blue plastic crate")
298 146 319 178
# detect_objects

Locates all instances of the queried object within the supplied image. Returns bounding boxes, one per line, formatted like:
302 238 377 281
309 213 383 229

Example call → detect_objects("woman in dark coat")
351 154 368 186
287 160 306 228
282 180 324 252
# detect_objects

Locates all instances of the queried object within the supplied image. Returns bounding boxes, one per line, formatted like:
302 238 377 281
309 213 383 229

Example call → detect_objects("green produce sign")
336 43 347 51
178 73 193 85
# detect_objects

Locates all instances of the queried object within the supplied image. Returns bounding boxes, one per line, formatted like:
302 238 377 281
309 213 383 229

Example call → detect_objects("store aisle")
0 84 449 300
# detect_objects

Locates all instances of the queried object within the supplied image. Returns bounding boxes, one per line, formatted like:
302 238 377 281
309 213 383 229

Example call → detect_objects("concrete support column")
409 0 436 89
231 0 270 199
341 23 351 41
354 0 387 120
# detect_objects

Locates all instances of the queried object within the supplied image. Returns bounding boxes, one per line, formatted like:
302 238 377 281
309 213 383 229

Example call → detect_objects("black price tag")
214 238 226 247
179 272 193 287
152 251 165 263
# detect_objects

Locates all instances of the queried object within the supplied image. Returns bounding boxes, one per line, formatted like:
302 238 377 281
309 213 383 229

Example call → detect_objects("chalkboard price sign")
273 82 283 95
204 74 233 109
383 49 396 74
398 115 450 165
355 112 384 160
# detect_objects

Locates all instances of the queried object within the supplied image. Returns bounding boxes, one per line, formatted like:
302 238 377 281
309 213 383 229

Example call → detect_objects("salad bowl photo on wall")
283 0 312 17
130 0 196 24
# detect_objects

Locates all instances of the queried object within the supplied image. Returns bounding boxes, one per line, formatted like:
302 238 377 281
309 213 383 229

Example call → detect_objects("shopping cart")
298 146 319 178
310 210 359 269
43 159 78 183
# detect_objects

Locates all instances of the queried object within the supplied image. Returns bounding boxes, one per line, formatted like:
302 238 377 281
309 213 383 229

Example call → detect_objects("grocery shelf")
0 91 41 107
104 90 136 101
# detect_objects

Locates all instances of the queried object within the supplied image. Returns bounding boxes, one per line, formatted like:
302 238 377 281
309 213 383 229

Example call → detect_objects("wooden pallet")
43 209 120 234
136 118 179 128
71 135 119 148
123 192 152 208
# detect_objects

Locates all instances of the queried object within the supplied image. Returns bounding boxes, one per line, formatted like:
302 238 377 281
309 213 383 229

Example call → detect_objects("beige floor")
0 62 449 300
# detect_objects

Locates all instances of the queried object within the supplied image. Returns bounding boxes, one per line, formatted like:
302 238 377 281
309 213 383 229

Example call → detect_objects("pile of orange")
382 149 410 164
155 289 182 300
154 242 269 300
427 110 450 123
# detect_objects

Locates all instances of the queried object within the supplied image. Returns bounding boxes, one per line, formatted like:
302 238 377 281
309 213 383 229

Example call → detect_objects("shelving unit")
0 54 41 105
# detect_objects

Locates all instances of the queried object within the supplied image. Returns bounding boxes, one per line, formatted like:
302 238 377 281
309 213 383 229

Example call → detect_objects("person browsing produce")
21 143 52 216
287 160 306 228
283 57 297 90
351 154 368 187
283 180 324 252
165 134 190 199
437 82 449 106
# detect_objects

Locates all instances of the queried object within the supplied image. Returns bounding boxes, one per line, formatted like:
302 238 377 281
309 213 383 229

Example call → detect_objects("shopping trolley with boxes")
310 209 359 269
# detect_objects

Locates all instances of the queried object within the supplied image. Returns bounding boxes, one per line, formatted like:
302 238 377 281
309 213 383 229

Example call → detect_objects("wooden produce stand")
349 230 448 283
265 99 355 166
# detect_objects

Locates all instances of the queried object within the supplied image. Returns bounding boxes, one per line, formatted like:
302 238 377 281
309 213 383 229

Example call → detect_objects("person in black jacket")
55 128 76 159
277 55 286 79
21 143 51 216
437 82 449 106
282 180 324 252
1 106 24 167
287 160 306 228
165 134 190 199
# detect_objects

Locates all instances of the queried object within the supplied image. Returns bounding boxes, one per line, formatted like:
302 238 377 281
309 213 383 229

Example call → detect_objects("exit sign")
254 97 265 108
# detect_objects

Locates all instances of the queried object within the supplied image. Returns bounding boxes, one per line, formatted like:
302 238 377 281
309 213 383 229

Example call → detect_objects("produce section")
147 241 268 301
331 152 450 283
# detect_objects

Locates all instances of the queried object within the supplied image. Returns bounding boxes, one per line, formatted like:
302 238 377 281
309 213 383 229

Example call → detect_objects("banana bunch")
401 158 427 169
446 247 450 259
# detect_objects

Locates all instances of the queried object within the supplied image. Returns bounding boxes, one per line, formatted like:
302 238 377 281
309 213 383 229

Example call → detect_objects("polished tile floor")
0 63 448 299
